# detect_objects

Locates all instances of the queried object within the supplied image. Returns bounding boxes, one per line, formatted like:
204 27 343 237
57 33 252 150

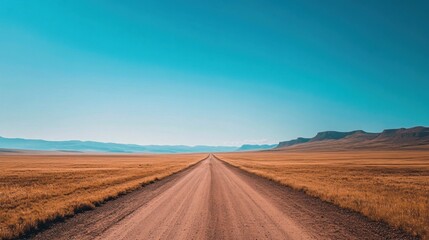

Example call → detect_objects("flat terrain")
28 155 413 240
217 150 429 239
0 153 205 239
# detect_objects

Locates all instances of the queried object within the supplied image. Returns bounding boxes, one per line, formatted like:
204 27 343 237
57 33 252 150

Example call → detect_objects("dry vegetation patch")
217 151 429 239
0 153 205 239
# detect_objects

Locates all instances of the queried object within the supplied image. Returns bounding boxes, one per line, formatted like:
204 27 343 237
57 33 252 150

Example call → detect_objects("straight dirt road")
30 154 414 240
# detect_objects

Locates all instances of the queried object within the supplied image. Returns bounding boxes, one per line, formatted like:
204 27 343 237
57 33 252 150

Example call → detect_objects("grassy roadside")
0 153 206 239
216 151 429 239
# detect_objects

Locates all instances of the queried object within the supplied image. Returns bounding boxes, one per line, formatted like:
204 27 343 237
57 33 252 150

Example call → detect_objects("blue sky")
1 0 428 146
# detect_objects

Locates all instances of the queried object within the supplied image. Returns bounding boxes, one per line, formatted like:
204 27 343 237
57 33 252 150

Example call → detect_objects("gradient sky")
1 0 428 146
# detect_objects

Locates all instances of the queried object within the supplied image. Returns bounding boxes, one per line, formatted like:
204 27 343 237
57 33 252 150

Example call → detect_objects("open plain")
1 151 426 239
0 153 205 239
13 154 415 240
217 150 429 239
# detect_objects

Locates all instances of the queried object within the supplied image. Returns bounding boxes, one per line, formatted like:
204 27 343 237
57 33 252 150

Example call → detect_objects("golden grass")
0 153 205 239
216 150 429 239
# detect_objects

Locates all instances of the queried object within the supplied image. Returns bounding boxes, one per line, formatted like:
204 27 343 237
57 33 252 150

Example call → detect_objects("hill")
275 126 429 151
277 137 310 148
0 137 237 153
236 144 277 152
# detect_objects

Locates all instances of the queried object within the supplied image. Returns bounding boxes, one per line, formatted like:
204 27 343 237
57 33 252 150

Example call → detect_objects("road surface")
30 154 414 240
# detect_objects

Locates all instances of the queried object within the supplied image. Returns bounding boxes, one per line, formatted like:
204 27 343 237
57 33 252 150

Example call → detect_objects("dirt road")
30 154 414 240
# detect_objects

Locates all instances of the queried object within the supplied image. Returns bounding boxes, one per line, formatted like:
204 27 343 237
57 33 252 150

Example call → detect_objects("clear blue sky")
1 0 428 146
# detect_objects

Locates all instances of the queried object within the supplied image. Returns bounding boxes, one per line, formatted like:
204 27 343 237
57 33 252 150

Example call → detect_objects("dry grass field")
217 150 429 239
0 153 206 239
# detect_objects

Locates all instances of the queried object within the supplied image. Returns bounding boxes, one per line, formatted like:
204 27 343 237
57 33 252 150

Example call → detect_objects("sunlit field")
0 153 206 239
216 150 429 239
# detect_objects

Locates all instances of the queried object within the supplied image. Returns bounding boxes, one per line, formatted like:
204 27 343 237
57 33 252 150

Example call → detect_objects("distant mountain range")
0 137 238 153
2 126 427 153
0 136 276 153
236 144 277 152
275 126 429 151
